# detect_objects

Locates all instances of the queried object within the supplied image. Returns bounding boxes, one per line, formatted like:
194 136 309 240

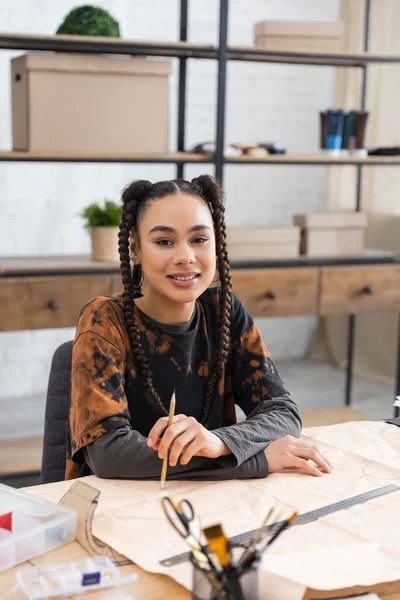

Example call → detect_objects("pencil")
160 392 176 490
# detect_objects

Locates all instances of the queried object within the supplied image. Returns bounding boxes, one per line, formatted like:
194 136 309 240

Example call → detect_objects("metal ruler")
160 483 400 567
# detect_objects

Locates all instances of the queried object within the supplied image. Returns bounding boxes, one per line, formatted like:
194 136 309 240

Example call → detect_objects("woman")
66 175 332 480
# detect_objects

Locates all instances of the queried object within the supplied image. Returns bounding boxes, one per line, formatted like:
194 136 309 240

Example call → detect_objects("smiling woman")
66 175 333 483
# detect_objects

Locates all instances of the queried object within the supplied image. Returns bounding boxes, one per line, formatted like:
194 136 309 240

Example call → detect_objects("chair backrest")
41 340 73 484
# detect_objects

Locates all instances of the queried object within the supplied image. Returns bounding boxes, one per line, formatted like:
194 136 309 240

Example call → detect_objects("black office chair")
41 340 73 484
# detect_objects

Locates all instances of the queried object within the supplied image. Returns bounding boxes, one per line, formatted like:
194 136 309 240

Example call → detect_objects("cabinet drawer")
320 265 400 315
231 268 318 317
0 275 111 331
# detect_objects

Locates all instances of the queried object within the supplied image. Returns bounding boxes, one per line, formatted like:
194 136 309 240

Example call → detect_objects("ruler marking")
160 484 400 567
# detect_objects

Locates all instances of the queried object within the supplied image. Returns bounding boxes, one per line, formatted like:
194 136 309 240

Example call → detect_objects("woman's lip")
167 272 200 277
167 273 200 288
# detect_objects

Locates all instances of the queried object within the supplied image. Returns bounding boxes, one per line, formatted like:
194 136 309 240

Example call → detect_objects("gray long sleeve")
213 393 301 467
83 422 268 481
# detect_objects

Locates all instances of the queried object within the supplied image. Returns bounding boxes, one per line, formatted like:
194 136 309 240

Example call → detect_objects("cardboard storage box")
293 213 368 256
227 226 300 260
254 20 344 50
11 53 172 153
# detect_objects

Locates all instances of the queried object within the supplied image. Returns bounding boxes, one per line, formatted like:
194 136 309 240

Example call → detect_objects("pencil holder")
191 546 259 600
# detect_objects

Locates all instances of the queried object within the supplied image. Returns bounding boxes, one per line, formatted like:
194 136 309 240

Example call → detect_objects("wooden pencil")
160 392 176 490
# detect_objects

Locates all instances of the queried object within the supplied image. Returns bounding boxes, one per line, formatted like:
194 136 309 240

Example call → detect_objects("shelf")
0 151 211 164
2 151 400 166
229 45 400 67
226 154 400 166
1 250 398 278
2 33 400 67
0 32 216 59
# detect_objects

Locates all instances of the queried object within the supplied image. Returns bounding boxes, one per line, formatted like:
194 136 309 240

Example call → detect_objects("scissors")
161 496 197 541
161 495 227 599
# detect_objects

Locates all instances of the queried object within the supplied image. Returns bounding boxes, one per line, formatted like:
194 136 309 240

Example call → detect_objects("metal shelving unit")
0 0 399 416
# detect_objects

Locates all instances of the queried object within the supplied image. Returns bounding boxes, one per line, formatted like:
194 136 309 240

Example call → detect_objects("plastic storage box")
0 484 77 572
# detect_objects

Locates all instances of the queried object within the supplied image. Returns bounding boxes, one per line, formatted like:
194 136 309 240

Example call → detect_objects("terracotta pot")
90 226 119 262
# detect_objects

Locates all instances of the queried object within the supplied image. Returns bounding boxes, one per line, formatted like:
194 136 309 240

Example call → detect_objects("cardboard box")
293 212 368 256
11 53 172 153
227 226 300 260
254 20 344 51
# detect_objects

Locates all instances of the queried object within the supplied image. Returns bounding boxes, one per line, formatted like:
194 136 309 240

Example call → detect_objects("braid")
118 180 168 417
191 175 232 424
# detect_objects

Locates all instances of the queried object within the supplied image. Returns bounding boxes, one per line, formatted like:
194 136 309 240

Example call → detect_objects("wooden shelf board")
1 151 400 165
0 150 211 163
229 44 400 66
226 154 400 165
0 32 216 59
1 33 400 66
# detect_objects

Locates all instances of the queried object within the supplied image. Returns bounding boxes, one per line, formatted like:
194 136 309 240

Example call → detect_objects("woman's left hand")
147 414 230 466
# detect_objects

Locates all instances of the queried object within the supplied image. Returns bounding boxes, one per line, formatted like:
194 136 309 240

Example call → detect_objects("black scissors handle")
162 496 195 538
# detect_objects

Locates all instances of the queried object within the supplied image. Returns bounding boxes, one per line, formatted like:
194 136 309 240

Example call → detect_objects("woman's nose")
173 245 195 265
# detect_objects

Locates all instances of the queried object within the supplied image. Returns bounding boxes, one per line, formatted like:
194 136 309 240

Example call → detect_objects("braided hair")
118 175 232 424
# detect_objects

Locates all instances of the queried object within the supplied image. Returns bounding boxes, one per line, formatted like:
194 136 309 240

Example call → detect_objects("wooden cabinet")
231 268 319 317
0 274 112 331
320 265 400 315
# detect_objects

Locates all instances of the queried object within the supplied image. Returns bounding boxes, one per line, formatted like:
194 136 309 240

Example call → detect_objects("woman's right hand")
264 435 333 476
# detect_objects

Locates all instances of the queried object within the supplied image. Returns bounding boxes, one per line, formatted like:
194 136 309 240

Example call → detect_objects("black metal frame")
0 0 399 416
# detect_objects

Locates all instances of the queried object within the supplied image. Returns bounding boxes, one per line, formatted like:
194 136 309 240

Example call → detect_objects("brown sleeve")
70 297 131 460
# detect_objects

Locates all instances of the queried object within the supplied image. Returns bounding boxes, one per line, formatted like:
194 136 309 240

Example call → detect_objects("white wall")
0 1 338 416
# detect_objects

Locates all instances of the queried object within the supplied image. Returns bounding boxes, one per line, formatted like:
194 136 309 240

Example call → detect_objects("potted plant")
56 5 121 37
81 199 122 262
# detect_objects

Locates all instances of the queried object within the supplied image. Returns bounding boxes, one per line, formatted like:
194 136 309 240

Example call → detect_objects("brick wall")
0 0 339 404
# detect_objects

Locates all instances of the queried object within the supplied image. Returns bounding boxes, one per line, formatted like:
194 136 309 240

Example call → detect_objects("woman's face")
132 193 216 305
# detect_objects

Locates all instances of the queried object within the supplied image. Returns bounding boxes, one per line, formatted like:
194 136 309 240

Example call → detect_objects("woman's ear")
129 232 140 264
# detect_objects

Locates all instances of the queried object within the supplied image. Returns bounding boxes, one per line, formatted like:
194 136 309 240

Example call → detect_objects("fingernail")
147 438 153 447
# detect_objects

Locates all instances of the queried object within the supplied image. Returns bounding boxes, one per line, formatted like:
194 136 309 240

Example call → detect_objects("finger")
169 430 197 467
290 456 323 477
297 445 332 473
296 439 334 470
158 419 193 459
180 438 205 465
147 414 187 447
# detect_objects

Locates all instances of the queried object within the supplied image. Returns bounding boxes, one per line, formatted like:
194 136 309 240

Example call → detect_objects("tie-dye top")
66 288 296 480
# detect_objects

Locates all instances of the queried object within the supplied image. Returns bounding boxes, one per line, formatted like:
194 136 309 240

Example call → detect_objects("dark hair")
118 175 232 424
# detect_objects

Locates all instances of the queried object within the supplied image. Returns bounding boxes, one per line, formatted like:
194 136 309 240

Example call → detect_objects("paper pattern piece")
28 421 400 597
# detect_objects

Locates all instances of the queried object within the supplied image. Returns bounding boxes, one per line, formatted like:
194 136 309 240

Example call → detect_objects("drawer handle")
265 290 277 300
47 299 61 312
362 284 374 295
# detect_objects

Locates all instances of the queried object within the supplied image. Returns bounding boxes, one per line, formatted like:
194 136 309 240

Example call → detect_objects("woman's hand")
265 435 333 477
147 414 230 466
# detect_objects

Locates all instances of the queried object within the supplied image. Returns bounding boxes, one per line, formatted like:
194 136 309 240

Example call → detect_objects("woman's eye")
156 239 173 246
192 237 209 244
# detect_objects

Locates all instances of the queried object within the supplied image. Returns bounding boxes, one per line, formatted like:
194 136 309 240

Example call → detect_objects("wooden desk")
0 539 189 600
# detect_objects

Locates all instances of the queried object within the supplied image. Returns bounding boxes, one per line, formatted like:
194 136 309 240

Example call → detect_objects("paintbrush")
203 523 231 568
160 392 176 490
265 511 298 548
237 507 274 569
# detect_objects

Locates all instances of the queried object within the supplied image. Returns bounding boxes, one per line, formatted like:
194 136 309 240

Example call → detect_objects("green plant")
56 5 121 38
81 199 122 230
